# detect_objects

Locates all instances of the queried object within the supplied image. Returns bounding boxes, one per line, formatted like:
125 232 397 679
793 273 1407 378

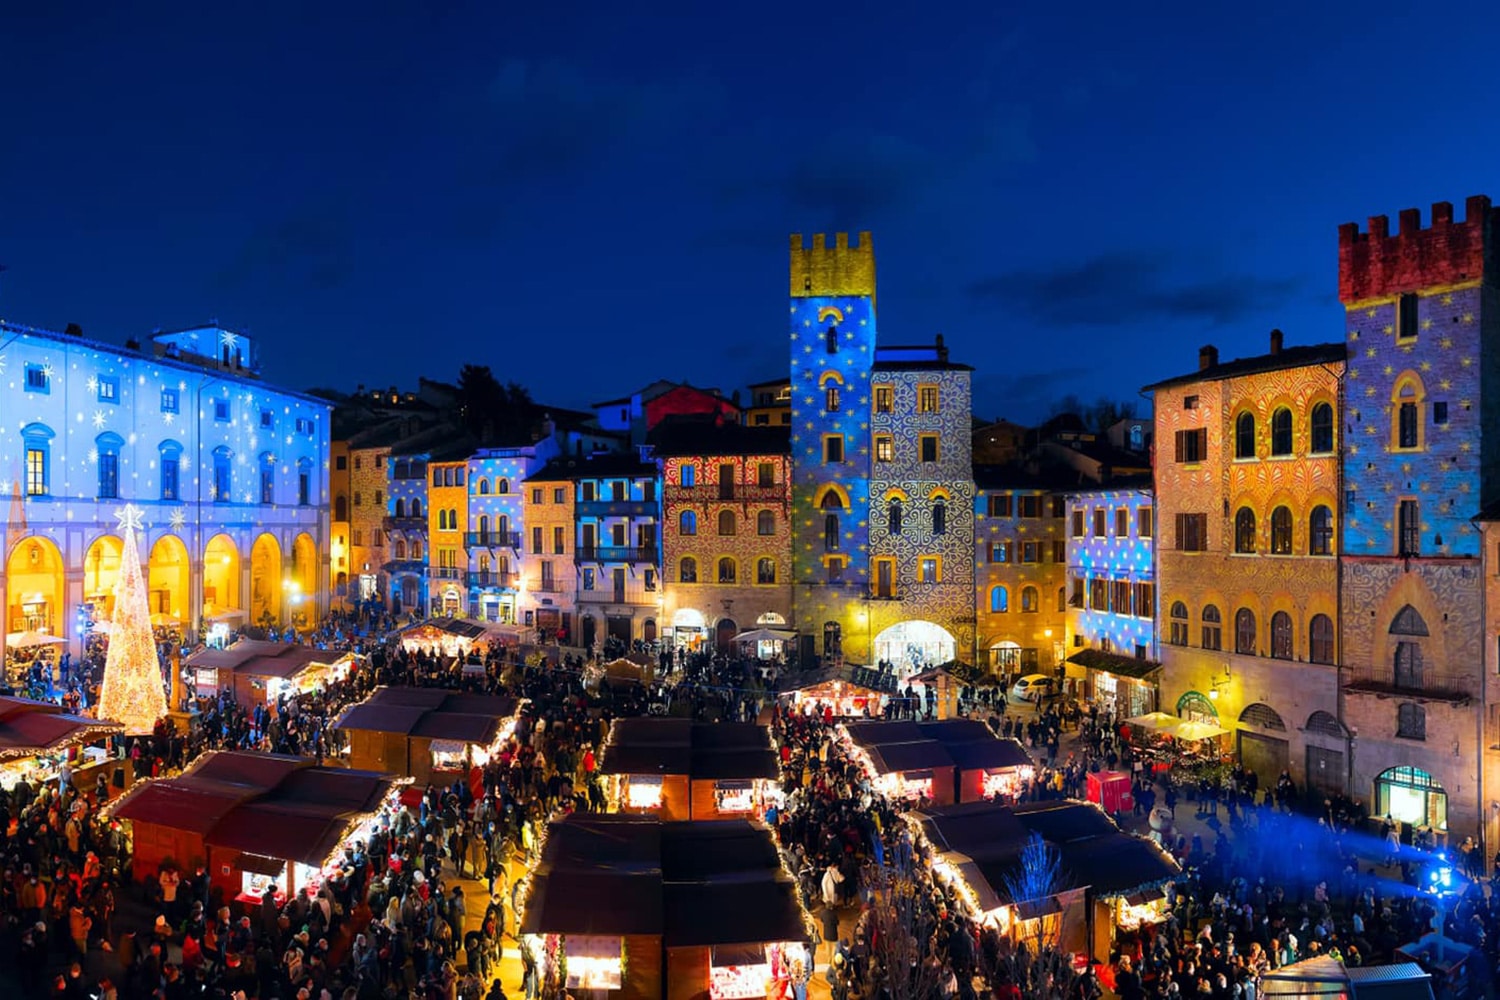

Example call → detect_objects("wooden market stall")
110 750 406 907
396 617 492 658
599 718 782 821
0 695 125 794
520 814 813 1000
335 686 520 787
842 719 1033 806
911 799 1181 962
776 664 897 719
184 639 355 709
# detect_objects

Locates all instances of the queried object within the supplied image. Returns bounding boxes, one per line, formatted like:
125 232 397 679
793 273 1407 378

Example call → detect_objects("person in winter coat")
820 863 844 908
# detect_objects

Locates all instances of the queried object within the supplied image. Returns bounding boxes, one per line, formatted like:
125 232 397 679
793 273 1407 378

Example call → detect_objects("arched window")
757 558 776 584
1057 586 1066 613
478 552 491 574
1309 614 1334 664
1270 407 1293 456
1235 608 1257 655
1021 586 1038 613
1391 604 1429 636
1395 377 1424 451
1269 506 1292 555
888 499 903 535
449 508 459 531
718 510 737 536
497 515 509 538
1309 505 1333 556
1235 411 1256 459
932 500 947 535
1310 402 1334 453
819 490 846 510
259 452 276 504
411 540 422 559
1270 611 1293 659
1201 605 1222 650
757 510 775 535
679 510 697 536
497 478 509 494
824 514 840 551
394 538 407 559
411 498 423 517
96 432 124 500
990 586 1009 613
1168 601 1189 646
825 326 838 354
717 557 737 583
212 446 233 503
826 385 841 412
437 510 447 531
1234 507 1257 553
395 498 406 518
21 423 53 497
679 557 697 583
478 515 490 538
477 478 490 495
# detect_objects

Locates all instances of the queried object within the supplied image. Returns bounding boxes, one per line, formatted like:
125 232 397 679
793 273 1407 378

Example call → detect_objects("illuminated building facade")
521 462 577 643
344 443 392 605
972 467 1068 677
788 232 974 669
384 452 428 615
653 418 793 651
465 452 526 623
1148 333 1344 790
569 453 661 650
743 377 792 428
1064 483 1159 717
427 458 470 617
1337 197 1498 839
0 322 329 655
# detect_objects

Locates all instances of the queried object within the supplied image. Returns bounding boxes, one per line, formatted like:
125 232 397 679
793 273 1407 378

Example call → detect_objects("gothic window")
888 499 903 535
679 510 697 536
932 500 947 535
1270 611 1293 660
1309 505 1333 556
824 514 840 551
1270 407 1293 456
1234 507 1256 554
1202 605 1222 651
1390 604 1429 636
1235 411 1256 459
1235 608 1257 655
1310 402 1334 454
1269 506 1292 555
1169 601 1189 646
1309 614 1334 664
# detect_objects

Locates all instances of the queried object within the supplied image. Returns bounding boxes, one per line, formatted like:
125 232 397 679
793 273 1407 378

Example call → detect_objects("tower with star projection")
1336 196 1500 842
789 233 878 663
98 505 168 733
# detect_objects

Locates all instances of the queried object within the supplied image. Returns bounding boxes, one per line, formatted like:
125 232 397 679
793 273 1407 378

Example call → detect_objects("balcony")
384 515 425 531
531 579 567 594
465 531 521 549
432 566 464 580
466 571 518 589
1343 667 1474 704
679 484 785 503
383 559 426 576
576 545 659 564
575 499 658 518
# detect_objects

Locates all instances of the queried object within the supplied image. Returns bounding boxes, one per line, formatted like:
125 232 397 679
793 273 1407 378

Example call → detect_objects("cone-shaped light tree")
97 505 167 733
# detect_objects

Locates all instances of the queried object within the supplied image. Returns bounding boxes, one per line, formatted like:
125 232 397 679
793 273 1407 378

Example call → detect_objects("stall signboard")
710 962 771 1000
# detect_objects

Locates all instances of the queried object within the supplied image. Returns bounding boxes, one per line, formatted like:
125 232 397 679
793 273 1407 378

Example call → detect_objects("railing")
679 484 785 502
576 545 659 564
383 560 427 575
432 567 463 580
465 531 521 549
383 515 425 531
574 499 658 518
1343 667 1474 702
466 571 517 588
531 580 567 593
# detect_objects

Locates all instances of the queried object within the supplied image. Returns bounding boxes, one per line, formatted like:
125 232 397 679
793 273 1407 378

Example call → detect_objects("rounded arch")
1020 585 1039 613
1269 406 1294 456
1234 506 1257 553
989 585 1009 613
1233 409 1257 459
815 483 851 511
882 486 911 503
410 498 423 518
1176 691 1218 720
476 477 490 495
1305 710 1346 738
5 536 65 635
394 498 406 518
716 556 737 583
1239 702 1287 732
926 486 952 503
291 532 318 612
672 607 705 629
678 555 698 583
717 509 737 536
203 533 241 617
873 620 956 673
84 535 126 618
679 509 697 535
1309 399 1336 454
817 369 845 387
756 611 786 626
715 617 738 652
497 478 510 494
147 534 191 626
249 533 284 626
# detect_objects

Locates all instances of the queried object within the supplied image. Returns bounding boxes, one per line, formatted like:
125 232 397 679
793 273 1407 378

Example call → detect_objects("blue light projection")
1065 487 1157 659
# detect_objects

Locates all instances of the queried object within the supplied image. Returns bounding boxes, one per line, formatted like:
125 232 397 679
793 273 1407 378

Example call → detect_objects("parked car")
1009 674 1056 703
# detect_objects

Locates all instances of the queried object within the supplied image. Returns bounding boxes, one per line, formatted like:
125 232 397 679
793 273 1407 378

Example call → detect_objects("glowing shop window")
1386 783 1427 826
625 775 664 810
982 766 1033 799
894 770 933 799
563 936 623 990
714 779 755 814
241 869 283 903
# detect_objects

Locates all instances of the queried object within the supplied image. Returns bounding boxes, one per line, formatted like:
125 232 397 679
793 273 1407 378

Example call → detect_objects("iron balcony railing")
465 531 521 549
1343 667 1473 703
466 571 517 588
575 545 659 564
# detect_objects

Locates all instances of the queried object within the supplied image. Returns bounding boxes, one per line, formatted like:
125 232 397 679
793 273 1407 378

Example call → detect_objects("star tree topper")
114 503 144 534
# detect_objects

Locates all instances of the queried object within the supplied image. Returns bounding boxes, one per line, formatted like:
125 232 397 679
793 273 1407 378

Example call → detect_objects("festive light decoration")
97 504 169 733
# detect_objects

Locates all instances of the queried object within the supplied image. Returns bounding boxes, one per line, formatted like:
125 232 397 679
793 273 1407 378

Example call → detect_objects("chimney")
1269 329 1283 355
935 333 948 363
1199 345 1219 371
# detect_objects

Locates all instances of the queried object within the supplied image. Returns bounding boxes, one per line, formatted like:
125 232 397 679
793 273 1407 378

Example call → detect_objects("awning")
1015 897 1064 921
711 943 767 967
564 935 622 960
429 739 468 755
715 779 753 791
1124 887 1166 907
901 769 934 781
235 853 288 877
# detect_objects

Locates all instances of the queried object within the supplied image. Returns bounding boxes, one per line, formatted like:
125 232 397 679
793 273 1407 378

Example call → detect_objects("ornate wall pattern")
975 488 1067 672
1066 487 1156 660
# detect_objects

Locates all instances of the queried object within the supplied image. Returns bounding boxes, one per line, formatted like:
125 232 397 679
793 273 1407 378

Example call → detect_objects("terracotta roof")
1142 342 1346 392
0 697 124 761
599 719 779 781
184 639 348 680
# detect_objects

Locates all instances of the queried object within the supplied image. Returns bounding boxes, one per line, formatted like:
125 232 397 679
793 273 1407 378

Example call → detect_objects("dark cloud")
216 203 353 292
972 367 1091 422
480 59 721 184
968 251 1307 327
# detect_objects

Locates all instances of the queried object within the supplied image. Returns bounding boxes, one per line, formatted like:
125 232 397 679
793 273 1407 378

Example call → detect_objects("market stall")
840 721 958 805
1123 711 1232 780
395 617 492 658
0 695 125 793
184 639 355 709
109 750 407 906
731 627 797 662
520 813 813 1000
599 718 782 821
335 686 520 788
3 631 67 686
1086 771 1134 816
777 665 896 719
1065 649 1161 719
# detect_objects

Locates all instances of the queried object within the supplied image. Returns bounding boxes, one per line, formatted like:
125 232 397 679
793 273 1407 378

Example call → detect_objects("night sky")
3 2 1498 423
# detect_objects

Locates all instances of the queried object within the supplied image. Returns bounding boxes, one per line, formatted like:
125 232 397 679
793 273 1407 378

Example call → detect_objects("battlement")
790 230 876 302
1338 195 1496 302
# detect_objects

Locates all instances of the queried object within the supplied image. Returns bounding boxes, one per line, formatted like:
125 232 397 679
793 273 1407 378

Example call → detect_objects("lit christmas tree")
97 504 167 733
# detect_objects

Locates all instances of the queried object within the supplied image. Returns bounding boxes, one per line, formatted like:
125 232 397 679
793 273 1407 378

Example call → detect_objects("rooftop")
599 718 780 781
1143 342 1346 393
335 685 519 745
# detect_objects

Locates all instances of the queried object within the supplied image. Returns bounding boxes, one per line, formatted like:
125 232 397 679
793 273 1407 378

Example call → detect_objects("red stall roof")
184 640 348 680
334 686 518 747
0 696 124 761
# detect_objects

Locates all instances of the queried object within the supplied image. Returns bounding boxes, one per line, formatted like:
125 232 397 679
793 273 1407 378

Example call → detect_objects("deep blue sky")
3 2 1498 423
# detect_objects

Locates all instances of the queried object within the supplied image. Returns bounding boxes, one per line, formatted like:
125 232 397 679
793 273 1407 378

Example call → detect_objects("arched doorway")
581 615 597 652
147 535 191 626
5 536 65 635
988 640 1021 676
715 618 738 653
203 534 241 619
1374 765 1447 831
756 611 787 626
671 608 705 650
873 620 956 675
440 586 462 618
643 619 657 643
291 532 318 621
249 534 283 626
1237 703 1289 787
1176 691 1218 724
1304 711 1347 797
83 535 125 620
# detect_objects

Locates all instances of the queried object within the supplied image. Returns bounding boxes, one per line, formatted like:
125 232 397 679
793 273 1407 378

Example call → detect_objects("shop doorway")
1374 765 1447 832
716 618 737 652
1237 703 1289 786
873 620 955 675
